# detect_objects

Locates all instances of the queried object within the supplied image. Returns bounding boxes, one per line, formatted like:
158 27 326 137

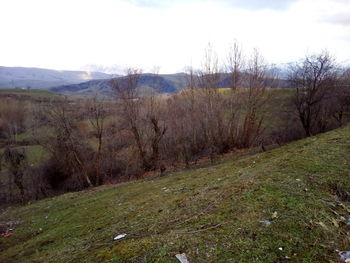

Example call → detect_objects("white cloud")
0 0 349 73
124 0 297 10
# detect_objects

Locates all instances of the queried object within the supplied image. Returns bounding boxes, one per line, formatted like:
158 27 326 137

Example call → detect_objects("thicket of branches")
1 47 349 204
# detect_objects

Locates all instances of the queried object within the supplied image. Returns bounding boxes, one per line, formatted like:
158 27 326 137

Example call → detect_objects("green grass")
0 131 35 145
0 145 48 168
22 145 49 167
0 88 59 99
1 125 350 262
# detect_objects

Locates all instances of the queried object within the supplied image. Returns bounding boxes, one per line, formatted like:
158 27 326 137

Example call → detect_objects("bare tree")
198 44 225 159
227 41 244 92
88 97 107 185
2 147 27 203
111 69 167 172
0 98 27 143
144 93 167 171
143 68 168 171
289 51 338 136
330 68 350 126
238 49 270 148
225 41 244 148
182 67 201 165
111 69 148 170
41 100 93 187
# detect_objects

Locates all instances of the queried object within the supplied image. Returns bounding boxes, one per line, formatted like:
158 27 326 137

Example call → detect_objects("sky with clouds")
0 0 349 73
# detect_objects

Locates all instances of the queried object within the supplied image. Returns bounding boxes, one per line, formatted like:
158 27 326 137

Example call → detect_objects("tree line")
0 47 349 204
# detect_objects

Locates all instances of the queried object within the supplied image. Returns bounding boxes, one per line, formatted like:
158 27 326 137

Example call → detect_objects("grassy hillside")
1 125 350 262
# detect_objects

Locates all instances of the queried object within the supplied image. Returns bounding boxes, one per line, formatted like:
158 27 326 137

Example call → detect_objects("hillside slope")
1 126 350 262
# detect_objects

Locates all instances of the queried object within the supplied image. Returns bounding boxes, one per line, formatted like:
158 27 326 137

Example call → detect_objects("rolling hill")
50 73 189 97
50 73 288 98
1 125 349 262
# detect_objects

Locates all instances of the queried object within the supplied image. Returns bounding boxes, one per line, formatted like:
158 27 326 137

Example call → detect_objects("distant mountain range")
0 66 289 97
0 66 117 90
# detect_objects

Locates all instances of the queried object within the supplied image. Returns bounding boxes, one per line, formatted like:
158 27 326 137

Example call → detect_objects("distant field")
0 88 61 99
1 124 349 262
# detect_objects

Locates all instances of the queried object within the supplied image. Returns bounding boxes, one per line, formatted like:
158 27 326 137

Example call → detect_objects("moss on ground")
0 125 350 262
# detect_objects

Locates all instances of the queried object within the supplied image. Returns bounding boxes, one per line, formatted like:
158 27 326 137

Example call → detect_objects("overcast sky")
0 0 349 73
